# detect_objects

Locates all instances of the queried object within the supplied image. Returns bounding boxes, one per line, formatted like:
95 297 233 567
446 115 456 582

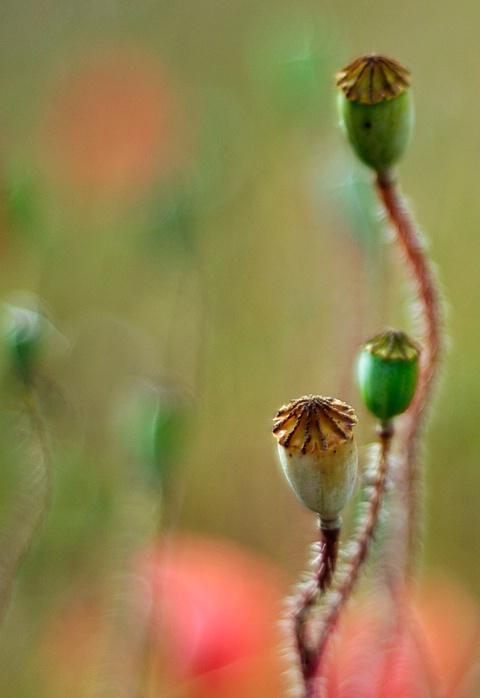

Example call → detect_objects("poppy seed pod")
356 330 420 422
272 396 358 524
336 54 414 174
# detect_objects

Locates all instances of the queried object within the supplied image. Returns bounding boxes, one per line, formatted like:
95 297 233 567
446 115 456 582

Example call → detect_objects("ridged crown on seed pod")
273 396 358 521
357 330 420 421
336 54 410 105
336 54 414 173
273 395 357 453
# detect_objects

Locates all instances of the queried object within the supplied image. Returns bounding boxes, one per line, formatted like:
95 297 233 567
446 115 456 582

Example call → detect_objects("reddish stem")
292 169 443 696
320 526 340 591
293 521 340 697
295 426 392 697
375 171 444 578
313 427 392 673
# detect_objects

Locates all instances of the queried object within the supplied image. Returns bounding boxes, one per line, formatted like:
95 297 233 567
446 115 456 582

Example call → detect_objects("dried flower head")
273 396 358 522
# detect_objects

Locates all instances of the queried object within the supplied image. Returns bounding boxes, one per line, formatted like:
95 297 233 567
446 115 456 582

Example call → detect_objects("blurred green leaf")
116 379 190 490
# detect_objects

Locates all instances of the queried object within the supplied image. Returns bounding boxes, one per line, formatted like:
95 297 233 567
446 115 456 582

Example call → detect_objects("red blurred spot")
141 534 288 696
416 576 480 697
323 576 480 698
41 49 187 201
40 535 288 698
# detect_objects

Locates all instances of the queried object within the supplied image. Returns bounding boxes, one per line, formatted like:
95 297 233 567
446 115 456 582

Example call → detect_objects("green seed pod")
356 330 420 421
3 305 49 383
272 395 358 524
336 54 414 174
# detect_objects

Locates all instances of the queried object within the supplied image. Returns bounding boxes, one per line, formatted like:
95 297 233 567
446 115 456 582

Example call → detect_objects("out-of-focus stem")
89 486 159 698
375 171 444 579
0 383 53 623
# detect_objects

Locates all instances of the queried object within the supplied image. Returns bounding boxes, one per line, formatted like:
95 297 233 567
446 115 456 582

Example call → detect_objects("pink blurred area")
324 575 480 698
40 47 189 203
143 534 289 696
40 533 289 698
33 537 480 698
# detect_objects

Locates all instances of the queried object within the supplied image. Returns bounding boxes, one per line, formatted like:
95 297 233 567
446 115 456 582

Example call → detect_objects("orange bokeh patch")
42 48 187 201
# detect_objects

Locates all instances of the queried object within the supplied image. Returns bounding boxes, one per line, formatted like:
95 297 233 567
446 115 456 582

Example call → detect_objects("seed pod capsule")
336 54 414 174
272 395 358 524
356 330 420 421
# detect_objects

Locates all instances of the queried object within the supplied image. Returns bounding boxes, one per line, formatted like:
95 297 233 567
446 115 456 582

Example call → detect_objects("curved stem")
0 383 53 623
89 486 159 698
375 171 444 579
311 425 392 692
293 519 341 696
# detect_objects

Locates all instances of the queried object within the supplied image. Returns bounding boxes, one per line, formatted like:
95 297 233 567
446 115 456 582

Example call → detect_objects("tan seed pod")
272 395 358 523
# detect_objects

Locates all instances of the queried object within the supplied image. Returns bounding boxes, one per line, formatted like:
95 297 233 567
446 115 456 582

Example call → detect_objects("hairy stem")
293 520 341 695
318 523 341 593
302 424 393 696
0 383 53 623
375 171 444 579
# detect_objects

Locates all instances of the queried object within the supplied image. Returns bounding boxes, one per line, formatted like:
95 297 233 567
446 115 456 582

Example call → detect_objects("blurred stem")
0 381 53 624
375 170 444 582
138 488 165 698
302 422 393 696
378 599 443 698
89 484 159 698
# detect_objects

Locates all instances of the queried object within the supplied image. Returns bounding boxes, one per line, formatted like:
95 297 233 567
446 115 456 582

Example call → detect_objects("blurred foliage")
0 0 479 696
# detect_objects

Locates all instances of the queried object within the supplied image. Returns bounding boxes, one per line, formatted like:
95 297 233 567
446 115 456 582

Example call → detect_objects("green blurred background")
0 0 479 695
